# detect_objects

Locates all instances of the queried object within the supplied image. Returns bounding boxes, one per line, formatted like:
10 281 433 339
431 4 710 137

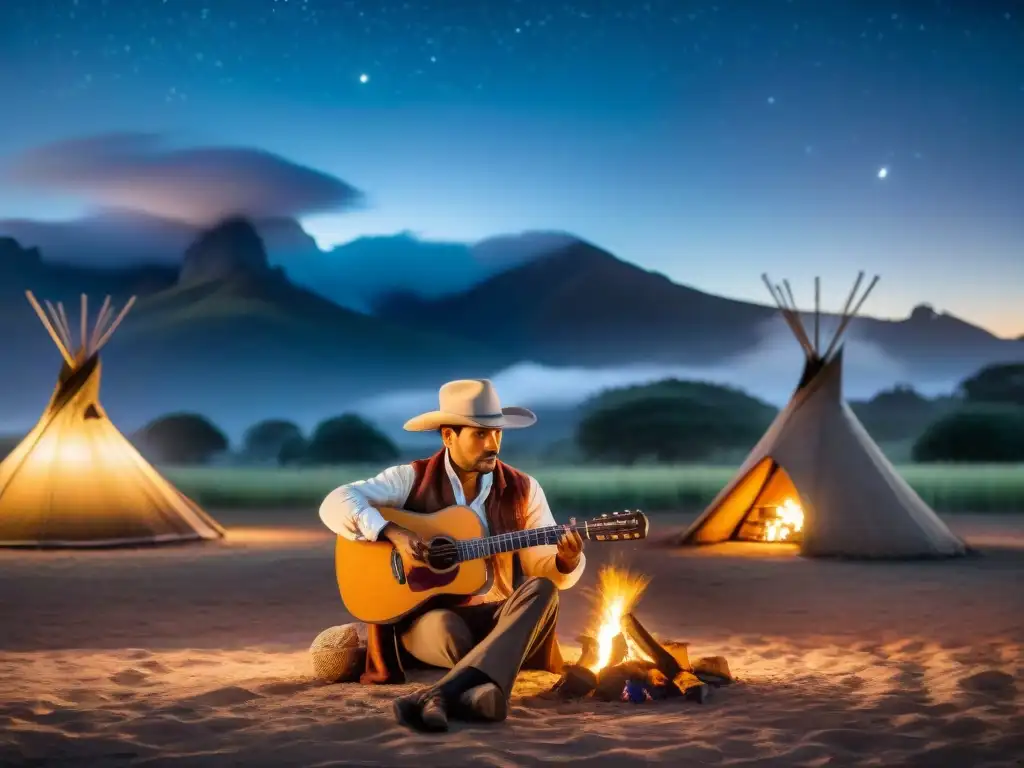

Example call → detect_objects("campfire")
551 566 734 704
736 498 805 543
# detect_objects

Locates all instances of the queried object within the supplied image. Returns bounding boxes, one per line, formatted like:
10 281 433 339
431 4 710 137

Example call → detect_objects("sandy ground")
1 509 1023 767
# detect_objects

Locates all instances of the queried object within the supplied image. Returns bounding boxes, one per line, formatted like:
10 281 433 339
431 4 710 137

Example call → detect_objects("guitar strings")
412 520 637 557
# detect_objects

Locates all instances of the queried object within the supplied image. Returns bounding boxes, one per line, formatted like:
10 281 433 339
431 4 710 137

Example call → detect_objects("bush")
912 404 1024 463
303 414 399 465
581 378 776 421
958 363 1024 407
277 435 307 466
134 412 229 465
576 394 768 464
851 384 953 442
242 419 304 461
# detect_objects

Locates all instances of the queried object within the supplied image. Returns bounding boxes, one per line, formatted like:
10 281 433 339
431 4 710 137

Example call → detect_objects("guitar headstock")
580 509 649 541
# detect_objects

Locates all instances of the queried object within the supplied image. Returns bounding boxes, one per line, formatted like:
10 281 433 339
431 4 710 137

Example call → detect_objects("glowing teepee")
678 272 967 559
0 292 225 548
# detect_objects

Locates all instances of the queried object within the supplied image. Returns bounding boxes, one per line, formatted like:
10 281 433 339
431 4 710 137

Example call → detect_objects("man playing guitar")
319 378 586 732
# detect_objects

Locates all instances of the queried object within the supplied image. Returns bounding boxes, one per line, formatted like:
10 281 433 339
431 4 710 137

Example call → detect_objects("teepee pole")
26 291 75 366
43 300 74 357
56 302 75 356
774 281 815 355
814 277 820 354
762 274 815 357
80 294 88 352
89 296 113 354
782 278 814 349
821 271 864 360
822 274 880 361
92 296 137 352
837 271 865 323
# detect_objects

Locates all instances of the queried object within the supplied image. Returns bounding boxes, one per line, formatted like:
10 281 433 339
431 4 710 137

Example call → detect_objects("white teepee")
0 292 225 548
678 272 967 559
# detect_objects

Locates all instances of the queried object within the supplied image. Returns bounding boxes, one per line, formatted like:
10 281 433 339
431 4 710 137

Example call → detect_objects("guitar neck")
456 524 576 562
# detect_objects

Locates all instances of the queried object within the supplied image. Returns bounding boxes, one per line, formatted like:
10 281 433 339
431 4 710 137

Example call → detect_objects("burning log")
662 641 691 672
577 632 627 671
551 664 598 699
594 659 655 701
620 613 682 680
549 566 722 705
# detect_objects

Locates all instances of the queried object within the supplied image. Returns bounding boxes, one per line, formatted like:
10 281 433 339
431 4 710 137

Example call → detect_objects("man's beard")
476 453 498 469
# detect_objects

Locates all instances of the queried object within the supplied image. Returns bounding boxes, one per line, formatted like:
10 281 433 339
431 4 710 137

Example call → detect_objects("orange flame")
763 498 804 542
587 565 649 672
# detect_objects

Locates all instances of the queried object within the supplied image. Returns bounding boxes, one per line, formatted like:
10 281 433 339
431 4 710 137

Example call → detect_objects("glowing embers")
736 498 805 543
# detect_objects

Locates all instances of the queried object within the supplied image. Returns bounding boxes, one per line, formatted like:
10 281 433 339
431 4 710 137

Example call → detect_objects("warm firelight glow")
763 498 804 542
587 565 649 672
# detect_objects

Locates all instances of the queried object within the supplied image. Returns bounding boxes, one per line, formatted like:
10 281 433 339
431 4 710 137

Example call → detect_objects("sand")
1 510 1023 767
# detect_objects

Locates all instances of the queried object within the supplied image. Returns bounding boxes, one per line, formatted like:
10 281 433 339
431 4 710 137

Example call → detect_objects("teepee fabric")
679 274 967 559
0 292 224 548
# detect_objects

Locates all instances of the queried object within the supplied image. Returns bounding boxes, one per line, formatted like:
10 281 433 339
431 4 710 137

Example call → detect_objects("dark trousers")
399 577 560 697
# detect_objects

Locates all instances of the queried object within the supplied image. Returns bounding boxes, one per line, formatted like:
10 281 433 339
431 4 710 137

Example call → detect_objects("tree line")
130 413 400 466
575 362 1024 464
54 361 1024 467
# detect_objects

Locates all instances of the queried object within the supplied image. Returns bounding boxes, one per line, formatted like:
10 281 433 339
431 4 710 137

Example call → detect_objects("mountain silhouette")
0 219 504 436
378 236 1024 378
380 237 778 365
0 216 1021 438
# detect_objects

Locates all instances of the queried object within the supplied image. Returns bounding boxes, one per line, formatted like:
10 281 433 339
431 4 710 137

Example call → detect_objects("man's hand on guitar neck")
380 522 428 565
555 520 585 574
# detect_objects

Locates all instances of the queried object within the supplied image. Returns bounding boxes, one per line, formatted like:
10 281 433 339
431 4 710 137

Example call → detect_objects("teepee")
678 272 967 559
0 292 225 548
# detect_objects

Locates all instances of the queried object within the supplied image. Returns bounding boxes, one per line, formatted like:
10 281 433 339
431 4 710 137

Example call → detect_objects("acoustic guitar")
335 505 649 624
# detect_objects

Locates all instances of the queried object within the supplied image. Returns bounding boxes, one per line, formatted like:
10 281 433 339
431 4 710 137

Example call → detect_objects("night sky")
1 0 1022 335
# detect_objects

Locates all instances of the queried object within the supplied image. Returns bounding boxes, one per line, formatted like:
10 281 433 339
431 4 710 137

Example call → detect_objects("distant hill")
378 237 1024 379
379 237 776 366
0 211 571 313
0 220 504 436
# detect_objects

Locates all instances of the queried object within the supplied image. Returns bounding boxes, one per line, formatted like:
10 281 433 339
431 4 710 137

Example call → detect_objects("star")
359 73 369 84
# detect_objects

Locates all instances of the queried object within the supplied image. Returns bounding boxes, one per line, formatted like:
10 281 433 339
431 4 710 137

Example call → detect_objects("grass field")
162 463 1024 514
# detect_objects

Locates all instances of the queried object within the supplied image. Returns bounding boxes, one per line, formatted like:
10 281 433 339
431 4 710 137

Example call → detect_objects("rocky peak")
178 216 272 285
908 304 938 322
0 236 44 270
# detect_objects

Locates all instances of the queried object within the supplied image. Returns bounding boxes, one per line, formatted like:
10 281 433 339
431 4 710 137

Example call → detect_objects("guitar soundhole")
426 535 459 571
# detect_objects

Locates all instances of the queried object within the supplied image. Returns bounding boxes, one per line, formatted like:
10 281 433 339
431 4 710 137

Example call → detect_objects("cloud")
351 315 963 431
5 133 364 226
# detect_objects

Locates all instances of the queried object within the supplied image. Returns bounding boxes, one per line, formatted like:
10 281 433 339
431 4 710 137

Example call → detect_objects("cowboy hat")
403 379 537 432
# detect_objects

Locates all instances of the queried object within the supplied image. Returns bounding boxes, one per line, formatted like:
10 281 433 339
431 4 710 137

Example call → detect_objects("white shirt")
319 451 586 602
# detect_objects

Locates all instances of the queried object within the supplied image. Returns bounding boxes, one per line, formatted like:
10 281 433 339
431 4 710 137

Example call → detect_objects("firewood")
577 632 628 670
662 641 692 671
646 668 682 699
552 664 597 698
607 633 628 668
693 656 733 682
673 671 711 702
576 635 598 669
621 613 682 679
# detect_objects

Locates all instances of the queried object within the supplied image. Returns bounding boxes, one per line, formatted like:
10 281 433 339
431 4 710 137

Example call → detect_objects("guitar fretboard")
456 525 566 562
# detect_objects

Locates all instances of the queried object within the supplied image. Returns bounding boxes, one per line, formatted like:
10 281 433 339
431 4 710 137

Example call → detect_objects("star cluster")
11 0 1021 112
